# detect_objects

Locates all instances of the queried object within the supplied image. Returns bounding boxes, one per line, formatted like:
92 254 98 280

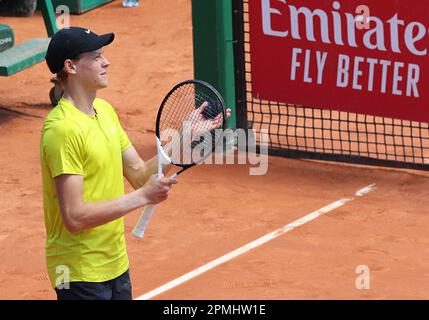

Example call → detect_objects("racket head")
155 80 226 167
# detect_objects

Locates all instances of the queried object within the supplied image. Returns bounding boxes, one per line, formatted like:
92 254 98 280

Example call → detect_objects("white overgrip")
132 137 171 239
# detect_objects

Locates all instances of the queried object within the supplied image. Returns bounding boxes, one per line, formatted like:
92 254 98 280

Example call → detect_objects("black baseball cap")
45 27 114 74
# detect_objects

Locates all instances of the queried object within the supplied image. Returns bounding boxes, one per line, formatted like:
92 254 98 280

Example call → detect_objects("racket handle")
132 205 156 239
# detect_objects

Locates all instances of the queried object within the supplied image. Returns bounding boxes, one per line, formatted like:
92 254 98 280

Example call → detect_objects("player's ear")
63 59 77 75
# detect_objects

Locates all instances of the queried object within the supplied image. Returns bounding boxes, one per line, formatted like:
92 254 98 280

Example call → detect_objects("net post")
192 0 237 130
232 0 248 132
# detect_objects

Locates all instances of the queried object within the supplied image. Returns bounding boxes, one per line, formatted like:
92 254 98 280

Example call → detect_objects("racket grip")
132 205 156 239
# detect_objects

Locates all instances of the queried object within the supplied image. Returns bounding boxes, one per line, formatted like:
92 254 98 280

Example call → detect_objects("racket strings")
160 84 196 163
158 83 224 165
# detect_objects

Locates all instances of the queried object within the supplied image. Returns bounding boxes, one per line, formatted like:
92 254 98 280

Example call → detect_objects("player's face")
74 49 110 90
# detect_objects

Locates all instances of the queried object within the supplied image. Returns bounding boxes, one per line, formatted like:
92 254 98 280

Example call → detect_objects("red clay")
1 0 429 300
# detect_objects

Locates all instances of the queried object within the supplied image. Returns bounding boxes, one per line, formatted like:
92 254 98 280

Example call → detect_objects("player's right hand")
140 174 177 205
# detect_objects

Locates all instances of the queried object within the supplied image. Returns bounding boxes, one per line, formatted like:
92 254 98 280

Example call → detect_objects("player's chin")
98 73 109 86
97 79 109 89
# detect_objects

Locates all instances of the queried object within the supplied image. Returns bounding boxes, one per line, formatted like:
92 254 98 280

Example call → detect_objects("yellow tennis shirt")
40 97 132 288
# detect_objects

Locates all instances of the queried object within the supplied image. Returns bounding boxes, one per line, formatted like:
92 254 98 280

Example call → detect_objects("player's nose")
102 55 111 67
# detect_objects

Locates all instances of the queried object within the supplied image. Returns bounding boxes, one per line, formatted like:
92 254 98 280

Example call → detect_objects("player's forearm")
126 157 156 189
64 189 147 233
129 155 171 189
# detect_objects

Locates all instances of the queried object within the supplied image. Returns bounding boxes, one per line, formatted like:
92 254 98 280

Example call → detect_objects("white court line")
136 183 376 300
356 183 376 196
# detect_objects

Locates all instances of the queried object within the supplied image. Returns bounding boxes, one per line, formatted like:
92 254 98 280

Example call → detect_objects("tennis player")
40 27 177 300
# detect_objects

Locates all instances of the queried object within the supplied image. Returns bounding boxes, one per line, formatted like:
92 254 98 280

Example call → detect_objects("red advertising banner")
248 0 429 122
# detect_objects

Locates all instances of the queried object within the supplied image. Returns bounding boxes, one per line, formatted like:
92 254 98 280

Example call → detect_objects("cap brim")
98 33 115 47
81 33 115 54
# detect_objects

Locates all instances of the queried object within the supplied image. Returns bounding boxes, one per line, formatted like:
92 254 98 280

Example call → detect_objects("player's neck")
62 84 97 116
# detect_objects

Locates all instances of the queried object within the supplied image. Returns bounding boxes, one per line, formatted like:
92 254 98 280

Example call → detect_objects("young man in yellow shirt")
41 27 177 300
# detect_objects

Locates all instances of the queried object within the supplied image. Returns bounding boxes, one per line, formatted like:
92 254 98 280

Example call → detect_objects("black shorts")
55 269 132 300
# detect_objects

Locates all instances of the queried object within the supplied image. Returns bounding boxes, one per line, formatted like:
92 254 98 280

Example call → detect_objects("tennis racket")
132 79 226 239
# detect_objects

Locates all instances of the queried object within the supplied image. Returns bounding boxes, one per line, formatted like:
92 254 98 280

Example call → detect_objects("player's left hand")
186 102 231 137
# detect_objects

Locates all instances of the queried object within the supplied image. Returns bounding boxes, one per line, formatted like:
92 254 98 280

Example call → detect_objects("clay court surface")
1 0 429 300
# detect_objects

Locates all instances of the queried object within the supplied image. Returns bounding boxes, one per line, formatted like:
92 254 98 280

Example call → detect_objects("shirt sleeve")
42 121 85 178
117 121 132 152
